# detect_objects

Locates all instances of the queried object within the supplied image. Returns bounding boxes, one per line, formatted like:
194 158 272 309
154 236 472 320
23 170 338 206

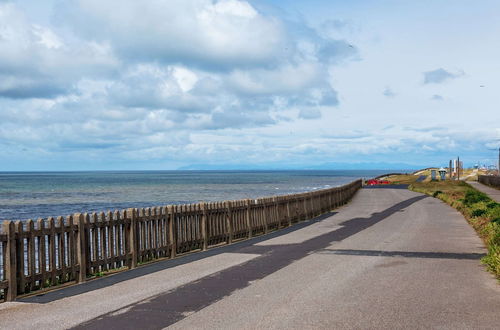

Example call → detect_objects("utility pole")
449 160 452 180
457 156 460 180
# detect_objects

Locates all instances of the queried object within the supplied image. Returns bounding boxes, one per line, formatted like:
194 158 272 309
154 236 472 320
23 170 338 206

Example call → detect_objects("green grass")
383 174 421 185
385 176 500 279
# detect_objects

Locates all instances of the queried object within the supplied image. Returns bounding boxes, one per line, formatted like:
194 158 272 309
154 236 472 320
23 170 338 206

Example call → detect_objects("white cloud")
212 0 257 18
227 62 322 95
0 2 119 99
11 0 499 169
56 0 286 69
31 24 62 49
172 67 199 92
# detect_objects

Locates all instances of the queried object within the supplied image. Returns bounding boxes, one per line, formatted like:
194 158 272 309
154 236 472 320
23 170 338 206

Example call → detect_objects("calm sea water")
0 170 390 221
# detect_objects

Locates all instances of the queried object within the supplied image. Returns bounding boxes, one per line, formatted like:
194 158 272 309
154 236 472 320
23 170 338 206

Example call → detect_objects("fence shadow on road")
336 194 428 229
316 249 486 260
71 194 431 330
21 211 339 304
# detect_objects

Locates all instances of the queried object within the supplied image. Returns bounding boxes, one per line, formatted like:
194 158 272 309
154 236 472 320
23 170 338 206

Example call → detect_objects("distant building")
452 159 463 177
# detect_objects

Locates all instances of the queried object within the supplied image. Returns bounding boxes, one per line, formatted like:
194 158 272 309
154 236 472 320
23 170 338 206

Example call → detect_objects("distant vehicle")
366 179 391 185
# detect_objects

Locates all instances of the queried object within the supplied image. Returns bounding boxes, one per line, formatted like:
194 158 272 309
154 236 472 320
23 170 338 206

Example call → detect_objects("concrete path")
468 181 500 202
463 169 479 181
1 188 499 329
415 175 427 182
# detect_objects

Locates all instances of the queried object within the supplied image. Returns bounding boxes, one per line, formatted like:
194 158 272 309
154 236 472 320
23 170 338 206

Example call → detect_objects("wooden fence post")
48 217 56 286
201 203 208 251
309 193 314 218
316 193 321 214
245 199 252 239
320 192 324 213
324 192 327 212
127 208 138 269
302 195 307 220
273 197 281 229
70 217 77 281
4 221 17 301
318 192 323 213
15 221 25 295
168 206 177 258
263 200 269 234
75 213 87 283
286 198 292 227
225 201 233 244
27 219 36 291
328 190 333 210
38 218 47 286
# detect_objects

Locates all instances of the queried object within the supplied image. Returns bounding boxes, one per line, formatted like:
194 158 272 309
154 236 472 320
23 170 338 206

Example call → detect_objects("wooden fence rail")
0 179 361 302
478 175 500 188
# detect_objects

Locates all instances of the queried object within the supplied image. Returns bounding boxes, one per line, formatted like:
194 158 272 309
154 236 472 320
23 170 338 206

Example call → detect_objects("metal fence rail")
0 179 361 302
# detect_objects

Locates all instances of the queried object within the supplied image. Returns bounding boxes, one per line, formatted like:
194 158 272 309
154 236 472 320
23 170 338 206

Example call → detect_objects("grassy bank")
386 176 500 279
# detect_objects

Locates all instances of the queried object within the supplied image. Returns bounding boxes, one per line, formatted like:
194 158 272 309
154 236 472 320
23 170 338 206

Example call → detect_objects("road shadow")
316 249 486 260
73 195 428 330
21 211 337 304
416 175 427 182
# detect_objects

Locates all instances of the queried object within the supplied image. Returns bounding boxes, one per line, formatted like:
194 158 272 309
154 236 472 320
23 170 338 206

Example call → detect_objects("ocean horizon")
0 170 405 221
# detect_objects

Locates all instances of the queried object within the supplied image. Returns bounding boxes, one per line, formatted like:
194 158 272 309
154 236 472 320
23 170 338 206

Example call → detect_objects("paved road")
415 175 427 182
1 188 499 329
468 181 500 202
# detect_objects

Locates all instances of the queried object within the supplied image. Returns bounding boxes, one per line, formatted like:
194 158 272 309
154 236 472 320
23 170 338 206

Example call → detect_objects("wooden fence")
478 175 500 188
0 179 361 302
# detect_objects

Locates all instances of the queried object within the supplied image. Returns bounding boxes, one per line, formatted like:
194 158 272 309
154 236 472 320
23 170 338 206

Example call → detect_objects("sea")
0 170 392 222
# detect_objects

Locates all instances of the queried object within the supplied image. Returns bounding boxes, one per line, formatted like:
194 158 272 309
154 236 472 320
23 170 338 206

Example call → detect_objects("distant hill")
178 162 425 171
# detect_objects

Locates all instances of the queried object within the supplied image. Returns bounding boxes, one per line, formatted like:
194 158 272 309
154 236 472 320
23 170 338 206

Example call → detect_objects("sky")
0 0 499 170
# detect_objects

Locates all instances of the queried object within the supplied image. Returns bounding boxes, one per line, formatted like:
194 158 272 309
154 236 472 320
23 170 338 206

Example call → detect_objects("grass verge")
386 177 500 279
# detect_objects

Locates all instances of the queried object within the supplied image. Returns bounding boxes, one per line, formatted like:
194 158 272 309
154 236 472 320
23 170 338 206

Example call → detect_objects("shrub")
471 209 486 217
433 190 443 197
482 243 500 276
487 205 500 220
463 189 490 205
490 223 500 246
487 202 500 209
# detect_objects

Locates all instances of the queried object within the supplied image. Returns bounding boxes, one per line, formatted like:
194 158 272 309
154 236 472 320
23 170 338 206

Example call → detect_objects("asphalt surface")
415 175 427 182
1 188 499 329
